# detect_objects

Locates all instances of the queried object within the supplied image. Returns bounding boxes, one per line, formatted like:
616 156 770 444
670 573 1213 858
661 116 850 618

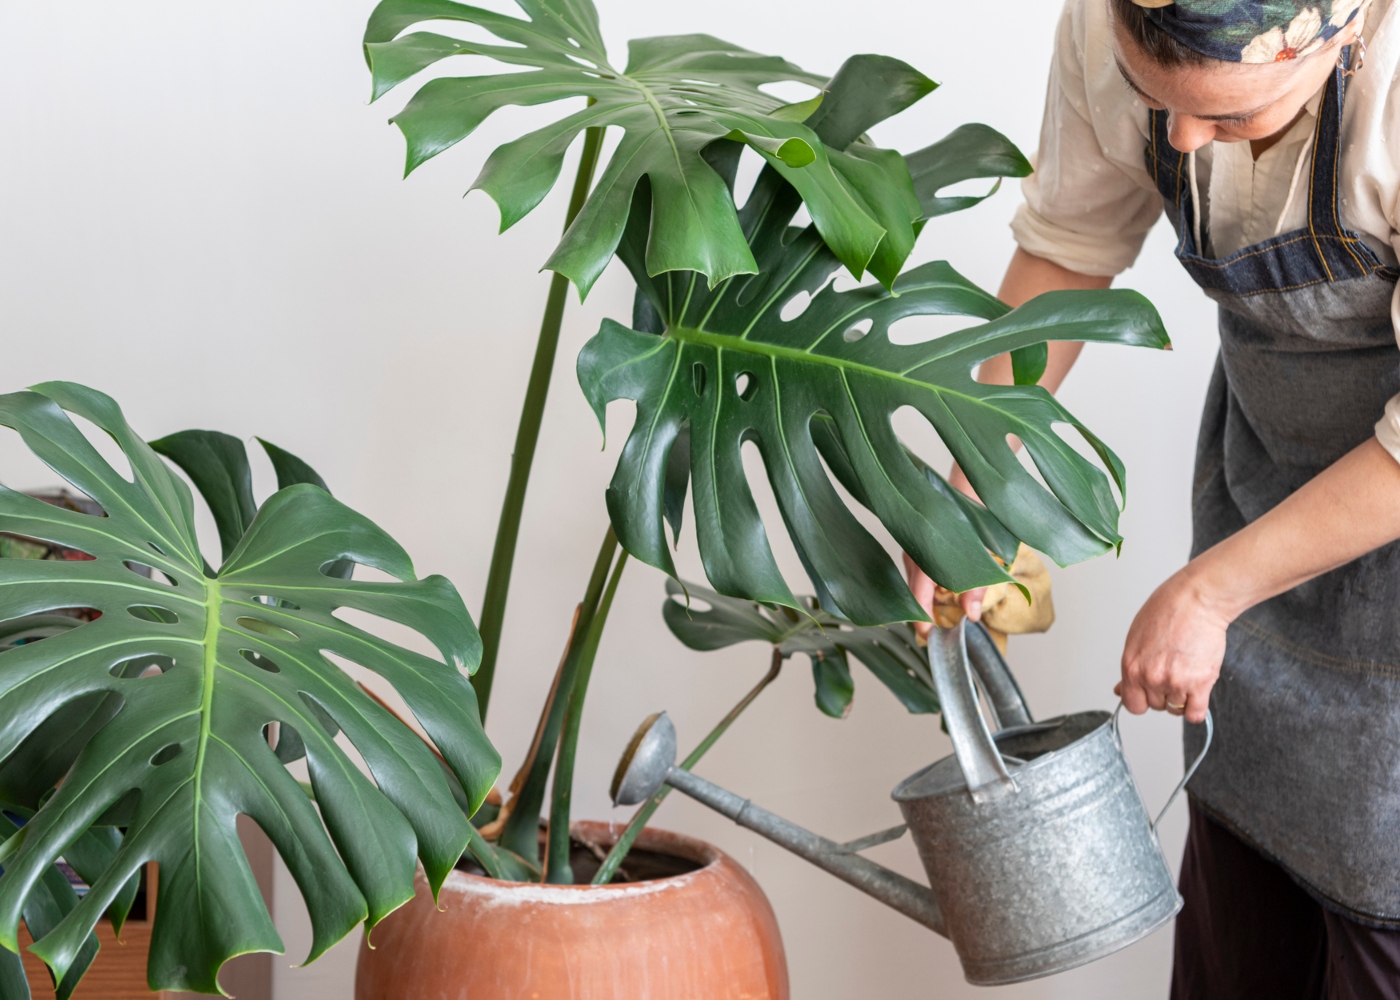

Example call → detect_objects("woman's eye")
1120 79 1164 108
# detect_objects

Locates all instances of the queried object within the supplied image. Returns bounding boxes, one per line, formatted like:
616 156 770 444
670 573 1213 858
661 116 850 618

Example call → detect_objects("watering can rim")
890 708 1113 803
903 622 1212 822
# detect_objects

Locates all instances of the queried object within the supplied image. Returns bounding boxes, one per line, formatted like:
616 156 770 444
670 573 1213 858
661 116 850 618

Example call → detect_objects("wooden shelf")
18 862 160 999
19 916 167 1000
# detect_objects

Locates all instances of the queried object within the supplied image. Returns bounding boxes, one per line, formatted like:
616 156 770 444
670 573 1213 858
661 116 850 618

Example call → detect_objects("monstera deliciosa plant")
362 0 1167 895
0 0 1168 992
0 384 500 995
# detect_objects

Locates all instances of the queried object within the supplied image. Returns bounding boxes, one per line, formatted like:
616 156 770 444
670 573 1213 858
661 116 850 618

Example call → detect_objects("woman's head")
1108 0 1366 151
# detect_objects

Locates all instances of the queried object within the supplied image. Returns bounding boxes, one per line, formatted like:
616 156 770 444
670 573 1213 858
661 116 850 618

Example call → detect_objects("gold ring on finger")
1166 701 1186 710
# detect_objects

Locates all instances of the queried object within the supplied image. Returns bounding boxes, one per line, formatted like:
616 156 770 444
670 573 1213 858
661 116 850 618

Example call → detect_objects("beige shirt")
1010 0 1400 460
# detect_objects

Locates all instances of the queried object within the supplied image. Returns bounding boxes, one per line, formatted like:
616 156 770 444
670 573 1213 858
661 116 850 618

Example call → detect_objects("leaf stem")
591 647 784 886
496 526 618 864
472 124 606 720
544 550 629 884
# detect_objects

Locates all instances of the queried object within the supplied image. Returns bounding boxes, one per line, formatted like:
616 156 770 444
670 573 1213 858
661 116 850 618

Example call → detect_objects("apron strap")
1304 61 1367 279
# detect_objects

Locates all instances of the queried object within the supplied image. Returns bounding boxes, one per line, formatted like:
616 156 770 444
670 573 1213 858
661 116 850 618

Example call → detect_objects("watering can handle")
931 620 1025 804
1112 705 1214 833
963 622 1034 730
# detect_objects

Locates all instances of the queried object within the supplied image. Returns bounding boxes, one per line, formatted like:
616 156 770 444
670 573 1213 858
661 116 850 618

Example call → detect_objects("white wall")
0 1 1219 997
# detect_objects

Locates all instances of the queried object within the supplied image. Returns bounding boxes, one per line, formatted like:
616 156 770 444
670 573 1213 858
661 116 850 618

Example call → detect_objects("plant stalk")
497 526 618 863
472 124 605 720
592 648 785 886
545 551 629 884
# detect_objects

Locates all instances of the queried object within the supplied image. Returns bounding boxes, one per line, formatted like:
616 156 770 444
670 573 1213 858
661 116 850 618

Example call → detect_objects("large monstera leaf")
0 384 500 994
364 0 931 293
663 579 936 720
578 71 1169 627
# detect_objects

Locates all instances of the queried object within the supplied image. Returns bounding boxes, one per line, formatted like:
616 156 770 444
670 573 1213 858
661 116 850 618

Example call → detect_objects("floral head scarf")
1135 0 1368 63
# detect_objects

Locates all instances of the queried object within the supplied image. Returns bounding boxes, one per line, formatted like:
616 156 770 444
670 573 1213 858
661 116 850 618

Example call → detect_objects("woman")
906 0 1400 994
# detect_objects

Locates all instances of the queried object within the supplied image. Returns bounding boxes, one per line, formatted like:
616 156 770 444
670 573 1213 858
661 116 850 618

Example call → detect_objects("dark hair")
1107 0 1213 66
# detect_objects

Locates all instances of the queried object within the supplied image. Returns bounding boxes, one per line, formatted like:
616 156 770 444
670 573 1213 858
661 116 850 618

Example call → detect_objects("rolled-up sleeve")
1374 391 1400 461
1378 279 1400 463
1010 0 1163 277
1376 81 1400 465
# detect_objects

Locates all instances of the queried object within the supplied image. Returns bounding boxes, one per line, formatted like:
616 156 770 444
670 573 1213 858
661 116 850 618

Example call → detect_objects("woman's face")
1110 15 1357 152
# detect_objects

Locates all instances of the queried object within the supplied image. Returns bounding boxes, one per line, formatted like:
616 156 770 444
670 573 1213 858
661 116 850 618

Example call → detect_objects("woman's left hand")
1118 566 1233 724
1118 440 1400 724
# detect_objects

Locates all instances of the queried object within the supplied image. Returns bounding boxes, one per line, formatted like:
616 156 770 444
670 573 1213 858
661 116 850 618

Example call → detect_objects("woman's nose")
1167 113 1216 153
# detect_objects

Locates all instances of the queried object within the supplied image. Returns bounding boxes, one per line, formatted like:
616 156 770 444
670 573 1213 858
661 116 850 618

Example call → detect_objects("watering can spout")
609 712 947 936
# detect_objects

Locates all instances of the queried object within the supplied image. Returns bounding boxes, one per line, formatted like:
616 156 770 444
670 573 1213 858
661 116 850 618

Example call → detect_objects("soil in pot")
454 832 701 884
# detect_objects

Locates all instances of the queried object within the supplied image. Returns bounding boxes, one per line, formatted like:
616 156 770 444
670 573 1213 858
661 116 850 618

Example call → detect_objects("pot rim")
439 821 727 896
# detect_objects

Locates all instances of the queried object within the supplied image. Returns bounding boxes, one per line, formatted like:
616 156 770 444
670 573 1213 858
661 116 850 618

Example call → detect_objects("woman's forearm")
1187 438 1400 620
1120 437 1400 723
998 246 1116 307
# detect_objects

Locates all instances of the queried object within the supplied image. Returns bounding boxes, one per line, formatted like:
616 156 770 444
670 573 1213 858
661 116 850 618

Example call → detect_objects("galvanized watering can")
611 619 1212 985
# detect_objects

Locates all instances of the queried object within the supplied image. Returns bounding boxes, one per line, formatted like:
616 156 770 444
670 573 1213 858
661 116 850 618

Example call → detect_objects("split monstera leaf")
577 57 1172 626
0 384 500 995
364 0 932 293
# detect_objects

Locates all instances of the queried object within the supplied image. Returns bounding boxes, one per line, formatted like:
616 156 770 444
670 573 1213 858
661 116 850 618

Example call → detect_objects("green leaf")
766 53 929 288
662 579 938 715
662 424 690 547
811 654 854 718
723 130 815 169
1011 342 1049 386
0 621 124 814
256 438 330 493
803 54 937 149
808 415 1021 568
0 814 97 1000
254 439 355 582
23 868 98 1000
903 443 1022 567
0 946 27 1000
905 122 1032 219
465 828 538 883
149 431 257 565
580 153 1168 625
364 1 933 293
768 94 825 123
60 826 140 937
0 383 500 994
0 617 140 938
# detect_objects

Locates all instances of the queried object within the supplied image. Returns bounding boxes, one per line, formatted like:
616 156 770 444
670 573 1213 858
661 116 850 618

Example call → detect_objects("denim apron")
1145 61 1400 925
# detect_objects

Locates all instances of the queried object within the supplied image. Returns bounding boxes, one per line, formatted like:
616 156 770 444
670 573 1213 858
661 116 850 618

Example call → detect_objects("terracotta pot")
355 821 788 1000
